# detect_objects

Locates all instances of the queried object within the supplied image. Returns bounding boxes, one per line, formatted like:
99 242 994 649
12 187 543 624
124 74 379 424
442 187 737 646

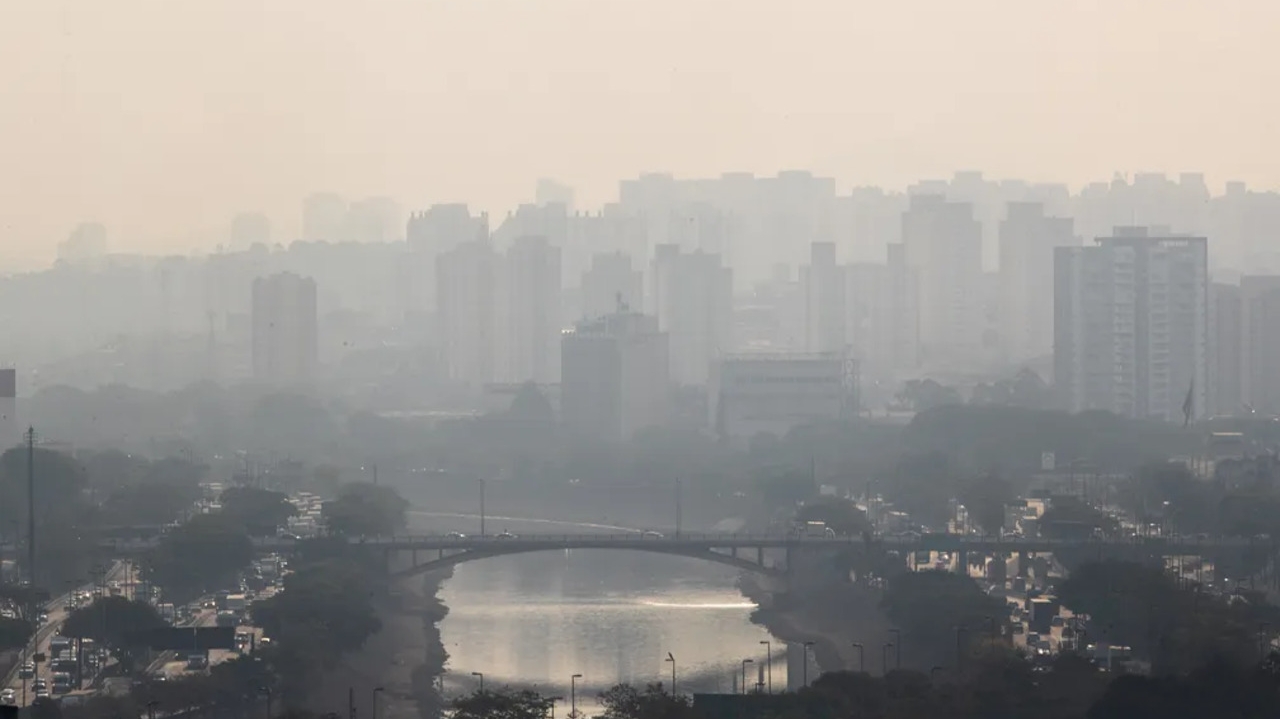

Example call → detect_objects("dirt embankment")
739 574 897 676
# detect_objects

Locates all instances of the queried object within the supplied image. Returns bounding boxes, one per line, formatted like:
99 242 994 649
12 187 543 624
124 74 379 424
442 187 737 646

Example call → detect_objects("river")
407 511 791 714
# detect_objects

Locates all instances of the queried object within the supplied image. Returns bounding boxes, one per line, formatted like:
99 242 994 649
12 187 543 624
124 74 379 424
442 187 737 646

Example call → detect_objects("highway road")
3 561 129 707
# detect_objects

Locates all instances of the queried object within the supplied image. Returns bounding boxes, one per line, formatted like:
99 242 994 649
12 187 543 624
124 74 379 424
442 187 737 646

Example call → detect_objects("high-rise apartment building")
999 202 1077 362
650 245 733 386
1238 276 1280 415
436 240 501 386
502 236 562 384
801 242 845 354
1054 228 1208 422
1210 282 1242 416
251 273 319 384
901 195 983 365
561 311 669 441
581 251 643 321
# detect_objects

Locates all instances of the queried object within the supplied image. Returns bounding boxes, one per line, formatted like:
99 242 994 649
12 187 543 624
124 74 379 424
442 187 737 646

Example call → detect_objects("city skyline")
3 0 1279 261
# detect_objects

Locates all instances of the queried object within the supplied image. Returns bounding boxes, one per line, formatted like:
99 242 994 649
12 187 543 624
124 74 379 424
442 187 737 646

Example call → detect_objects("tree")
451 689 554 719
507 382 555 424
795 497 871 536
880 570 1009 669
958 474 1014 535
322 483 408 536
0 446 88 530
143 513 254 604
896 379 963 412
1039 496 1118 539
220 486 297 536
98 480 201 526
62 596 166 672
0 617 33 650
596 683 695 719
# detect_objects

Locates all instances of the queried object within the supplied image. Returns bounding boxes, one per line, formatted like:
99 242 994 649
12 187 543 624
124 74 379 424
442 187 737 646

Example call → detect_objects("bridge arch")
389 545 784 580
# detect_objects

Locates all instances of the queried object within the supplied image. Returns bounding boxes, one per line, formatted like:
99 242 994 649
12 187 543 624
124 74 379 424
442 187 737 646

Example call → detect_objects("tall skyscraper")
581 251 643 321
801 242 845 354
503 235 562 384
901 195 983 365
1054 228 1208 422
436 240 501 385
251 273 319 384
999 202 1077 362
1239 276 1280 415
1210 282 1242 416
561 311 669 440
650 245 733 386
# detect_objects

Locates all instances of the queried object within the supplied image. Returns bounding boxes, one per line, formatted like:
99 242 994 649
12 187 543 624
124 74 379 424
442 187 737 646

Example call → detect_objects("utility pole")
25 427 35 592
479 478 486 537
348 687 356 719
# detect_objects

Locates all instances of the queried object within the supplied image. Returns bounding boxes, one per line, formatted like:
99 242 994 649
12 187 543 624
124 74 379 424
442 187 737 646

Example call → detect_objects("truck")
793 521 834 538
158 602 176 624
1029 598 1060 635
225 594 248 613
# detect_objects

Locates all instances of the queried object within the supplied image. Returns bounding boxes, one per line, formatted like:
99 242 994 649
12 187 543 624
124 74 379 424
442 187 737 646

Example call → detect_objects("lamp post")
571 673 583 718
851 642 864 673
372 686 384 719
260 686 273 719
802 641 814 687
882 643 894 675
889 629 901 669
471 672 484 693
478 478 486 536
740 659 753 695
759 640 772 693
665 653 676 696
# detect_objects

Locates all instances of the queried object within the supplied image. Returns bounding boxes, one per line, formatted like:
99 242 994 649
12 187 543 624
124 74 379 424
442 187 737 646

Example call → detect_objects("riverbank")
739 574 895 677
410 569 452 719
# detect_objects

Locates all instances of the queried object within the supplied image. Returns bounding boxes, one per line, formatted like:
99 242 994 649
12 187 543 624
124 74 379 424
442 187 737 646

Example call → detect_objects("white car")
2 688 17 705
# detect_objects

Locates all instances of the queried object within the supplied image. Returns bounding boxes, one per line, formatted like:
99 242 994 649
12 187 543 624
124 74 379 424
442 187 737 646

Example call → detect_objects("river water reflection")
411 513 788 713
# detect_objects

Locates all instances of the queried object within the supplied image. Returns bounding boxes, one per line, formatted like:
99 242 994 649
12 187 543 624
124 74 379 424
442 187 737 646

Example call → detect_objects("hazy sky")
2 0 1276 260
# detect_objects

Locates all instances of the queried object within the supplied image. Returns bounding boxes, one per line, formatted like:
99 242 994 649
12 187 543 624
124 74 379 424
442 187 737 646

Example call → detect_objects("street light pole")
759 641 772 694
889 629 901 670
479 479 486 537
372 686 384 719
571 673 582 718
882 643 893 675
740 659 753 695
665 653 676 696
471 672 484 693
852 643 864 673
675 479 682 538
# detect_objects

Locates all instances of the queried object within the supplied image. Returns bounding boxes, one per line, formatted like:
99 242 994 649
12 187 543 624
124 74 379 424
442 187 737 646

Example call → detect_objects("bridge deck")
98 532 1265 554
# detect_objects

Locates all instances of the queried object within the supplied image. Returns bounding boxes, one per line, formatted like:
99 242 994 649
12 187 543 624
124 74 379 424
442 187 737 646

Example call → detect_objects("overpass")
96 531 1271 579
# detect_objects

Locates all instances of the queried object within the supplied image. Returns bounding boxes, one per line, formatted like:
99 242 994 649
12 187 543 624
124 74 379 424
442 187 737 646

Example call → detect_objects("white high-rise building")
561 312 669 441
901 195 983 365
581 251 643 321
1054 228 1208 422
436 240 501 386
650 245 733 386
999 202 1077 363
503 235 562 384
251 273 319 384
801 242 845 354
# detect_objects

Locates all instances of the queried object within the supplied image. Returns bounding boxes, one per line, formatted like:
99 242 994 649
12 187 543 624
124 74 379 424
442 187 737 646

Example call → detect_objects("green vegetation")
62 596 167 672
142 513 254 604
322 482 408 536
219 486 298 536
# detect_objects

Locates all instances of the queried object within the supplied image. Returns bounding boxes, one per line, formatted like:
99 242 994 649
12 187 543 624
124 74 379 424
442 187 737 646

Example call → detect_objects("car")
34 689 49 700
2 688 16 704
32 679 47 692
496 531 517 539
446 532 466 539
642 531 664 538
19 662 34 679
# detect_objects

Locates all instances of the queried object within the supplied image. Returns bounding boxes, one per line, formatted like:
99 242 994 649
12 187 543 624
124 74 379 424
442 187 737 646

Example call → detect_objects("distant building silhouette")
436 239 501 386
502 235 562 384
58 223 108 262
650 245 732 386
229 212 271 249
251 273 319 384
901 195 984 366
999 202 1077 363
581 251 643 321
302 193 347 242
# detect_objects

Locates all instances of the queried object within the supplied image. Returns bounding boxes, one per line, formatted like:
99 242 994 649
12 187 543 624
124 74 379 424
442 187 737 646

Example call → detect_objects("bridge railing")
96 531 1267 551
